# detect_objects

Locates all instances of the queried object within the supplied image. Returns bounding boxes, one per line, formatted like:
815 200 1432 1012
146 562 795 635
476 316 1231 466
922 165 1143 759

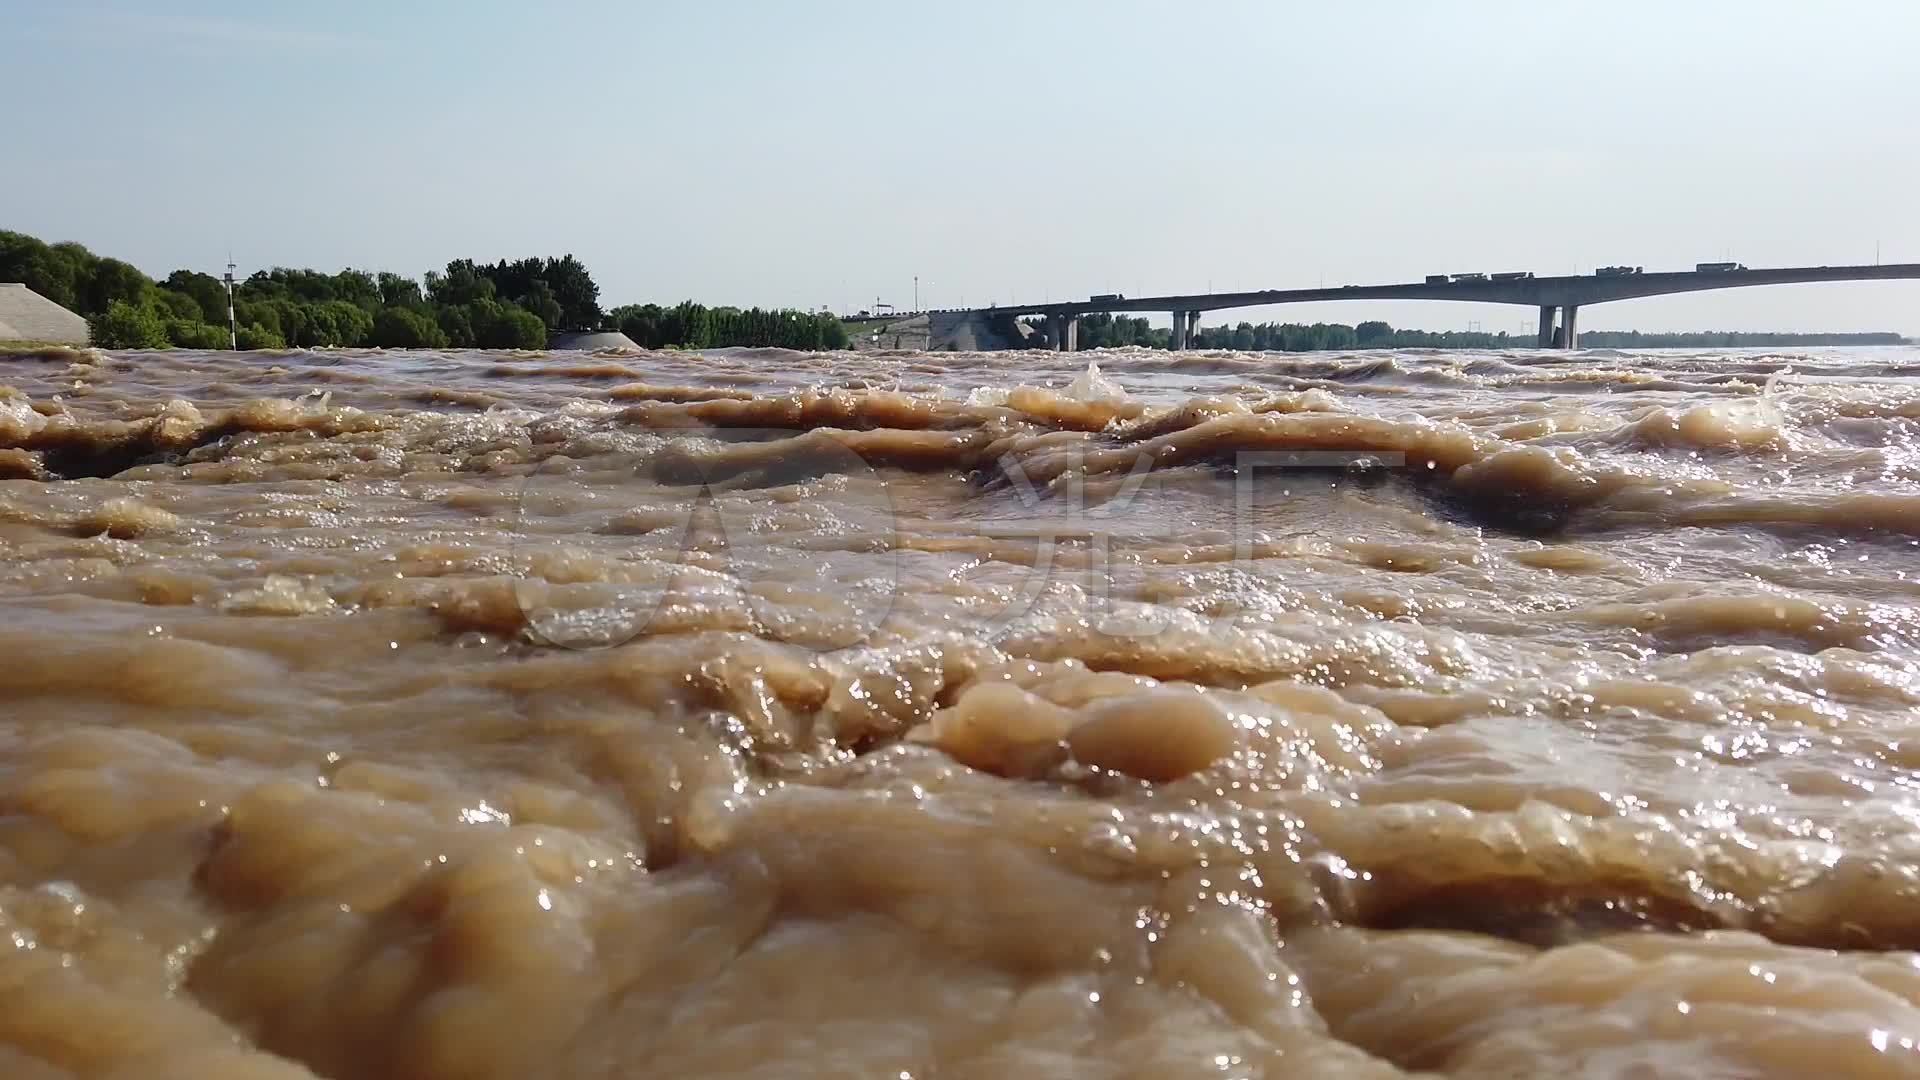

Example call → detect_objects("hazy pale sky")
6 0 1917 333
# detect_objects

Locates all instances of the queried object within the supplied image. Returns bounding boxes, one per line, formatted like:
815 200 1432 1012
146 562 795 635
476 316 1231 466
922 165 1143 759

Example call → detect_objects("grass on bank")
0 341 87 353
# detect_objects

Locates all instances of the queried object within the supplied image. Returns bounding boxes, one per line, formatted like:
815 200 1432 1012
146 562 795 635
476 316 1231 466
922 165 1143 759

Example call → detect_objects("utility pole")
914 276 919 311
223 255 238 349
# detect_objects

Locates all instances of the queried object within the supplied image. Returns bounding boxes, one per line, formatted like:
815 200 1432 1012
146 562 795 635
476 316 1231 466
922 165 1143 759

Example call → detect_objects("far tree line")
0 230 845 351
606 302 848 351
2 230 1898 353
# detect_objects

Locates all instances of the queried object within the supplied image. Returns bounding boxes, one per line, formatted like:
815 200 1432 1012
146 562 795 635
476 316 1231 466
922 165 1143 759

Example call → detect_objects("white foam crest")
1064 361 1128 403
0 397 48 436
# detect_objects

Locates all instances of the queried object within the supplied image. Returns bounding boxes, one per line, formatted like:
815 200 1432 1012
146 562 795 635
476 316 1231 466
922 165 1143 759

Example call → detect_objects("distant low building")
0 284 89 345
546 330 641 351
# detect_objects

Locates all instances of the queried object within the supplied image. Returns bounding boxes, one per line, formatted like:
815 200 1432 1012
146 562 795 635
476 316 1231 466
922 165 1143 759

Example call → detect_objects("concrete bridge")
976 263 1920 350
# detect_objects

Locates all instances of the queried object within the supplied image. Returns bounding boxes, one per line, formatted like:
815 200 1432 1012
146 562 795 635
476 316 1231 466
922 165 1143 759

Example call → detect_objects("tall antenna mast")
223 253 238 349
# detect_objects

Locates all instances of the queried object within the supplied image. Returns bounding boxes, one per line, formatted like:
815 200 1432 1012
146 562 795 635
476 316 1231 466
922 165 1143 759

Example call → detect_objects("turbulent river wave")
4 343 1920 1078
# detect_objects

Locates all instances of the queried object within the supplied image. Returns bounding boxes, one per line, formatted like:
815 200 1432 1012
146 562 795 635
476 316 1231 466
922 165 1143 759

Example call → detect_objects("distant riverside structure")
546 330 641 351
973 262 1920 351
0 284 88 345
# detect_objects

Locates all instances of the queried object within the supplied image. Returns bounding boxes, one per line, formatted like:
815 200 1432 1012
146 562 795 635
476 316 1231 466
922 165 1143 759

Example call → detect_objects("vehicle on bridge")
1089 293 1124 302
1450 273 1488 282
1425 275 1450 285
1596 266 1643 277
1491 272 1535 281
1696 262 1747 273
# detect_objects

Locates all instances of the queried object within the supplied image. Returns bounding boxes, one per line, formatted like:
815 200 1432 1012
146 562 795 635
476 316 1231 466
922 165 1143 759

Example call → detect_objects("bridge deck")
970 264 1920 318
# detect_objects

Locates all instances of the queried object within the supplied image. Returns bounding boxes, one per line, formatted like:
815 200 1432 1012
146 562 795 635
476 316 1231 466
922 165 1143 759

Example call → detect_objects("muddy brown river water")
4 343 1920 1078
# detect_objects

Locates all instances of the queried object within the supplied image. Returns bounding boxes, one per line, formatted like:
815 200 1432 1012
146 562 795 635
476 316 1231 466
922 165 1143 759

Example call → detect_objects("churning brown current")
4 342 1920 1079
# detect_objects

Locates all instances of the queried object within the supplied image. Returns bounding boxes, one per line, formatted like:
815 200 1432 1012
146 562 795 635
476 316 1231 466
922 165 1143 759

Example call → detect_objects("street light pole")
914 276 919 312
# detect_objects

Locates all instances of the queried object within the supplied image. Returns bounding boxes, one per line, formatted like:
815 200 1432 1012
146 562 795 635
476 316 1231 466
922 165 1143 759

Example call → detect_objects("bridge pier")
1045 313 1078 352
1171 310 1188 351
1541 305 1582 349
1188 310 1201 345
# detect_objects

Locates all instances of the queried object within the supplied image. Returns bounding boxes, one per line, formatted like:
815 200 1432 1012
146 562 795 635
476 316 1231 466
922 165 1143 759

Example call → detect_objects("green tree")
237 322 286 350
332 269 381 309
377 272 424 310
289 300 375 347
289 303 334 348
166 319 230 349
8 230 850 354
541 254 602 329
154 289 204 323
461 299 506 345
610 303 664 347
0 231 84 310
81 258 154 315
326 300 375 346
425 260 496 307
243 267 343 304
482 258 545 305
90 300 170 348
236 299 286 341
479 304 546 349
459 300 546 348
369 307 451 348
435 306 476 347
165 270 229 320
516 279 564 329
610 300 853 351
50 242 99 299
460 254 604 330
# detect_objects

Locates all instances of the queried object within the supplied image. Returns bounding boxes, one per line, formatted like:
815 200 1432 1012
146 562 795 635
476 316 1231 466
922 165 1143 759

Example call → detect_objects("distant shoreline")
842 311 1908 353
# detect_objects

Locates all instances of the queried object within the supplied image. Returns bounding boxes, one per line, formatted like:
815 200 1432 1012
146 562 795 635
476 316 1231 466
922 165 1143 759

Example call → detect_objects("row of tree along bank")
607 303 848 351
1013 313 1904 351
5 230 1899 353
0 230 845 351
